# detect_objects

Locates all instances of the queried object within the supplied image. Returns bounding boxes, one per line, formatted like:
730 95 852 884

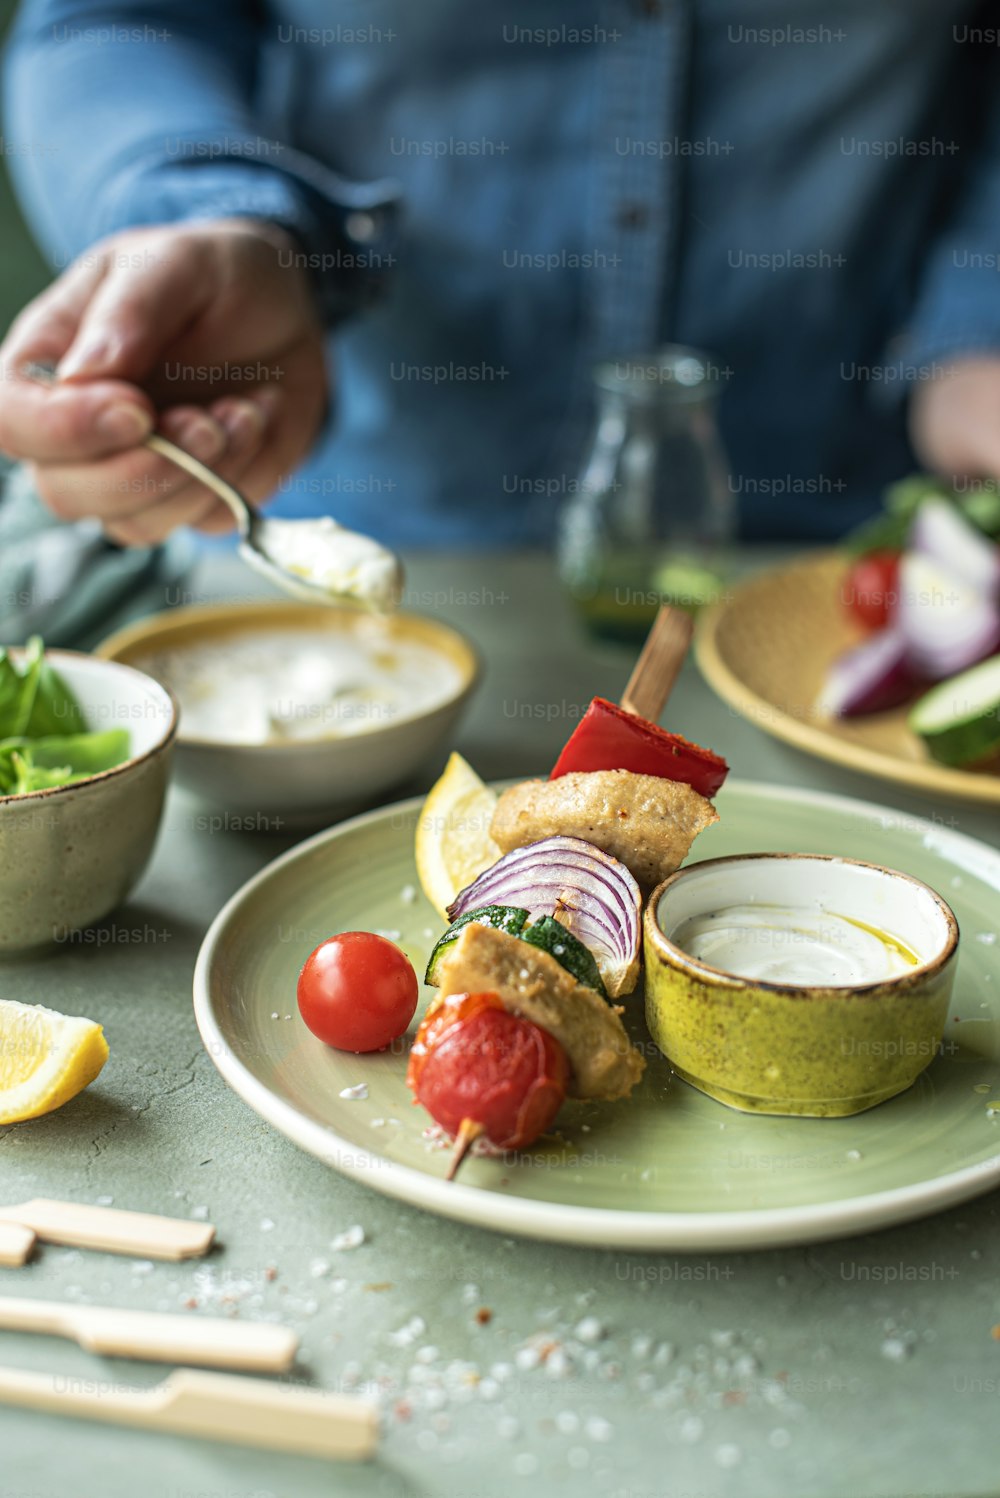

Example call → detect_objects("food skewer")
0 1364 379 1461
0 1296 298 1372
0 1199 216 1262
437 608 699 1182
408 600 730 1181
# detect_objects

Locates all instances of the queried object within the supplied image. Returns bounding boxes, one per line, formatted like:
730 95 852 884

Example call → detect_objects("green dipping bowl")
643 853 959 1118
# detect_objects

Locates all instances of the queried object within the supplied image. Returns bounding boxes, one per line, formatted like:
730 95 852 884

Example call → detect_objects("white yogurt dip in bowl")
643 853 960 1117
96 602 479 823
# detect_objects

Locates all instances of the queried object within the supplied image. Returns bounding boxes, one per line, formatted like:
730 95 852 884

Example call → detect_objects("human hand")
909 356 1000 487
0 218 328 544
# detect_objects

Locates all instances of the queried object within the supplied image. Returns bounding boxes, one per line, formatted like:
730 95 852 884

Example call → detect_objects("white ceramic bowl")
0 650 177 954
97 602 480 825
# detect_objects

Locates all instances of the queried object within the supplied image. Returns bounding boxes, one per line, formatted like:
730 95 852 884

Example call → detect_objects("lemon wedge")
415 751 501 920
0 1000 108 1124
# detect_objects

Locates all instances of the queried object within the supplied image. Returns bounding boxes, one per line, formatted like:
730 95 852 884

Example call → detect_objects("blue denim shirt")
6 0 1000 545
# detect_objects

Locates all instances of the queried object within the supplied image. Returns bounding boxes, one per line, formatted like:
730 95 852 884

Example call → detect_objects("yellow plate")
696 551 1000 805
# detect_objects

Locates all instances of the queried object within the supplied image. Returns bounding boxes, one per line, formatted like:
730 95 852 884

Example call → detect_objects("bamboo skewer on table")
0 1199 216 1265
0 1296 298 1372
0 1364 379 1461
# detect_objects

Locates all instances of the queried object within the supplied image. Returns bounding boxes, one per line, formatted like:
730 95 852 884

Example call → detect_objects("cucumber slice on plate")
909 656 1000 767
424 905 528 985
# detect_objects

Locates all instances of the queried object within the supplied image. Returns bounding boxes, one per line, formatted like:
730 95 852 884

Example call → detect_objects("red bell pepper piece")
550 697 729 798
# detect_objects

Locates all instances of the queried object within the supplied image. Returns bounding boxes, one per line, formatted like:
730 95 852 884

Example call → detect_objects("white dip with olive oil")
673 903 918 986
135 627 462 745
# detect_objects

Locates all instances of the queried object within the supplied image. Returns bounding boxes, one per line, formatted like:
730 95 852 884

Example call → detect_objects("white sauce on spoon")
250 517 403 610
672 903 918 986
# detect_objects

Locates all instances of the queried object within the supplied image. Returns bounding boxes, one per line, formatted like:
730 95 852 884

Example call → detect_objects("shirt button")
345 210 378 243
616 203 650 231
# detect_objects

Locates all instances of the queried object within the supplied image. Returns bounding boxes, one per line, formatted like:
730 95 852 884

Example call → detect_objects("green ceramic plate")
193 781 1000 1250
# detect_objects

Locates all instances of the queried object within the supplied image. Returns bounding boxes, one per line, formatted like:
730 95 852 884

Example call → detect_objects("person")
2 1 1000 550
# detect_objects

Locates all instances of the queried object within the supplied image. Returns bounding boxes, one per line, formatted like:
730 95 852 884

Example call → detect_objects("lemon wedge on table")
415 752 501 920
0 1000 108 1125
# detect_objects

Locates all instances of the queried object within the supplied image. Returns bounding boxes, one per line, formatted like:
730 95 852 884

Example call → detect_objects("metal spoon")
25 363 403 611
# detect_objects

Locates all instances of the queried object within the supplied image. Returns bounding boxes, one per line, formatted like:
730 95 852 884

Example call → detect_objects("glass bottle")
558 345 733 642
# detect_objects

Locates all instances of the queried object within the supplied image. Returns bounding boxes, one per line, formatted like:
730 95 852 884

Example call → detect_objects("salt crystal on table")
497 1415 519 1439
340 1083 369 1100
332 1224 366 1251
575 1316 605 1344
515 1347 540 1372
881 1334 913 1362
715 1444 742 1468
400 885 417 905
96 1195 114 1206
679 1415 703 1443
190 1205 209 1220
556 1410 579 1434
584 1415 612 1443
260 1218 275 1232
546 1348 573 1378
309 1259 330 1278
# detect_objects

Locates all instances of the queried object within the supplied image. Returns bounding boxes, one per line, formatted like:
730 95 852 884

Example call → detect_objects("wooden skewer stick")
0 1223 36 1269
0 1296 298 1373
619 604 694 722
446 1119 485 1181
0 1364 379 1461
0 1200 215 1261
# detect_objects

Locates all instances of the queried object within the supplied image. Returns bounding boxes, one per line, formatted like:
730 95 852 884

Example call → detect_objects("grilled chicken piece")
436 923 645 1102
490 769 718 888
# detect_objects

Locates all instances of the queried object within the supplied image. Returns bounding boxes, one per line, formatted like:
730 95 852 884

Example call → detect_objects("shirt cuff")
899 235 1000 378
93 134 401 327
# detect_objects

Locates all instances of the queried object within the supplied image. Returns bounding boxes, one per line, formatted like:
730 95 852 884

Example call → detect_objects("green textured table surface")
2 551 999 1498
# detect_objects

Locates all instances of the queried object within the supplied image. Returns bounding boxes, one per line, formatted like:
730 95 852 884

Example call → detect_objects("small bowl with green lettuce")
0 641 177 954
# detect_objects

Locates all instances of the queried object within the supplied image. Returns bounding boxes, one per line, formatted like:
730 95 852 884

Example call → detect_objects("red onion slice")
910 499 1000 596
447 835 642 997
817 628 916 717
898 552 1000 681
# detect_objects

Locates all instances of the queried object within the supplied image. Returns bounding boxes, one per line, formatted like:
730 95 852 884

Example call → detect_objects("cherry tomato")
297 932 418 1053
408 991 570 1149
844 551 901 631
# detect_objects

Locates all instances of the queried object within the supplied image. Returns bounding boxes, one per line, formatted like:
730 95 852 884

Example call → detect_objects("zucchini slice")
909 656 1000 767
424 906 528 985
520 916 608 998
424 906 608 996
